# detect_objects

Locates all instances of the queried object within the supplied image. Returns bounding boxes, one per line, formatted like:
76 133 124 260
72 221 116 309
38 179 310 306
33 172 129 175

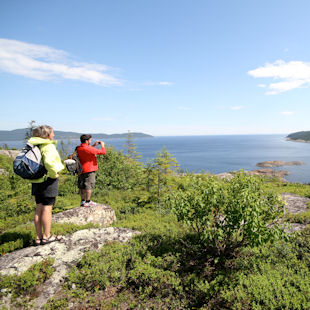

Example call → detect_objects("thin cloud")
248 60 310 95
0 38 122 86
159 81 174 86
230 106 245 110
92 117 115 121
281 111 295 116
143 81 174 86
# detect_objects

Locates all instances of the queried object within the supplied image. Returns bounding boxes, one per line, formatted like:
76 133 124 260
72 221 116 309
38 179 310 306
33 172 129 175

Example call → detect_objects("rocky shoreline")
286 138 310 143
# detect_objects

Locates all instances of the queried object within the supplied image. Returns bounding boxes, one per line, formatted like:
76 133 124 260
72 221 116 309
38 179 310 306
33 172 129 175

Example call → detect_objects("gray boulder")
281 193 310 233
282 193 310 215
53 204 116 226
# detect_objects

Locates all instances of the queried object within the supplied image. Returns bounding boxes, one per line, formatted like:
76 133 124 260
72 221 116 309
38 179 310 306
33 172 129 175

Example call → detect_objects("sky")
1 0 310 136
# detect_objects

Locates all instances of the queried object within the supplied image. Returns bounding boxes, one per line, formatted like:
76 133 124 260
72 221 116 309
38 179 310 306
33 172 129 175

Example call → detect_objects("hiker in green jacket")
28 125 65 246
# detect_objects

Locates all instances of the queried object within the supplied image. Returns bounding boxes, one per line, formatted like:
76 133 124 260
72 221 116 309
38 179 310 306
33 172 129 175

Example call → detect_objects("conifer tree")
153 146 179 208
25 120 36 142
124 130 141 161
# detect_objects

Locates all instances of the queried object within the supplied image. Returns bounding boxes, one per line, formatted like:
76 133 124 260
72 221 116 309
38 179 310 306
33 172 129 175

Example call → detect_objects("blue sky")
1 0 310 136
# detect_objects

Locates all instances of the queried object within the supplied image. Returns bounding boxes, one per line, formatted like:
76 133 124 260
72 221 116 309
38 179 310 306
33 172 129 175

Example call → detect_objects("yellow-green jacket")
28 137 65 183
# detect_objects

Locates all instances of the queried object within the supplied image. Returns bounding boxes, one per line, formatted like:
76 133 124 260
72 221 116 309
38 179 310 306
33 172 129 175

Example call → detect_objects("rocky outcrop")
0 149 19 159
256 160 305 167
216 169 289 181
0 227 140 309
248 168 289 180
53 204 116 226
281 193 310 232
282 193 310 214
216 172 234 180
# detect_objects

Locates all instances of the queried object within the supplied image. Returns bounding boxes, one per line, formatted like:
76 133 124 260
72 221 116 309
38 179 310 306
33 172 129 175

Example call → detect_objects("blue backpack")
13 143 47 179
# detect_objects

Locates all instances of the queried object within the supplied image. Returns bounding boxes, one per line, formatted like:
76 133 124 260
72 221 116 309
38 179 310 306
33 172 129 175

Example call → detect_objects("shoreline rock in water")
216 169 289 181
256 160 305 168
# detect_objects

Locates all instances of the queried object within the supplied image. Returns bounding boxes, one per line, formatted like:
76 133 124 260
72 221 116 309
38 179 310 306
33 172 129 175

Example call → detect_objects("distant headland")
286 131 310 143
0 128 153 141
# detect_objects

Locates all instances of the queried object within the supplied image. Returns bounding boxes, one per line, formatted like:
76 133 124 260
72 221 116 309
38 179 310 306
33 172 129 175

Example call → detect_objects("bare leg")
34 204 44 240
85 189 92 201
41 205 53 239
80 189 92 201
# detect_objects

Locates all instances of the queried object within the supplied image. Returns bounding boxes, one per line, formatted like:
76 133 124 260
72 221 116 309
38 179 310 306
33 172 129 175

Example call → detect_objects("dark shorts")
35 196 56 206
32 178 59 206
32 178 59 197
78 171 96 190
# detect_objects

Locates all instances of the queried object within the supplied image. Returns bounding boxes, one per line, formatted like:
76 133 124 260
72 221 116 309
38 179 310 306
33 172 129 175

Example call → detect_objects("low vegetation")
0 140 309 309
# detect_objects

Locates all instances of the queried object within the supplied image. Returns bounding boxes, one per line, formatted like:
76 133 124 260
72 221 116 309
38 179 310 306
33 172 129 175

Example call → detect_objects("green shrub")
127 254 183 299
66 242 130 292
0 258 54 300
220 239 310 310
166 172 286 257
44 297 69 310
222 264 310 310
96 146 143 191
57 174 78 196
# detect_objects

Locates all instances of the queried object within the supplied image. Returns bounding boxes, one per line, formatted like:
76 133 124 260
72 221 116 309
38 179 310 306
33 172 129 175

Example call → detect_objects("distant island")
0 128 153 141
256 160 305 167
286 131 310 142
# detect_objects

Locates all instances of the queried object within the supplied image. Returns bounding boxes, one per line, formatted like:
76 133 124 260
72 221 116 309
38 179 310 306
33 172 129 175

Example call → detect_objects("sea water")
2 134 310 183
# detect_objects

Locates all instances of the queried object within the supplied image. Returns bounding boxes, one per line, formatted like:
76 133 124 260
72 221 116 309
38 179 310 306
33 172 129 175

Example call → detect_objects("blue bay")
2 134 310 183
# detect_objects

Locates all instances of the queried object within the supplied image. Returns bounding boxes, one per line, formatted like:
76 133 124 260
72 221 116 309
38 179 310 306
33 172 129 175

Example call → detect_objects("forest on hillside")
287 131 310 141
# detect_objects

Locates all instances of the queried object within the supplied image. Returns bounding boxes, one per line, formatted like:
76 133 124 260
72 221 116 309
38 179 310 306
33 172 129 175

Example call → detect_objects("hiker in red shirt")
76 134 106 207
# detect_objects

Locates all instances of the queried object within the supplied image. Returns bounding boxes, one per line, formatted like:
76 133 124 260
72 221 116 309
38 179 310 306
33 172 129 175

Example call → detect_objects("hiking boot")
80 201 86 207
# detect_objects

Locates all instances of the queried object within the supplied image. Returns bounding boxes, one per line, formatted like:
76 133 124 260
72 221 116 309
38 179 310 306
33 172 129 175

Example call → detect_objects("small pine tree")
153 146 179 208
124 130 141 161
25 120 36 142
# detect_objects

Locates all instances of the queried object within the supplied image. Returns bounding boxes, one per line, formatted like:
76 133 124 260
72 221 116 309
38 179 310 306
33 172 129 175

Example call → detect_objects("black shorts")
35 196 56 206
32 178 58 206
32 178 59 197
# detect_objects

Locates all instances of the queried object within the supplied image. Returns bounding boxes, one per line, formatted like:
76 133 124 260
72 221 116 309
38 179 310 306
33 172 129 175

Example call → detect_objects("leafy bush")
67 242 130 292
65 236 186 308
220 235 310 310
166 172 286 257
96 146 143 191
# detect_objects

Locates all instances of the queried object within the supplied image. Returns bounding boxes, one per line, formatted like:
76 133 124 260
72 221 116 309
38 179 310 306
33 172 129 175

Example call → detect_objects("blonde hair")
32 125 53 139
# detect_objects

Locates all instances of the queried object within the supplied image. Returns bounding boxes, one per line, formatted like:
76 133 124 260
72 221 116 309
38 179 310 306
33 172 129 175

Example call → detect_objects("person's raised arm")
89 141 106 155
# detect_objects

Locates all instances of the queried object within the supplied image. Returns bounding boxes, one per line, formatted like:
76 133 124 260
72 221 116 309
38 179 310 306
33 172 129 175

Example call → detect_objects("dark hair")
80 134 92 143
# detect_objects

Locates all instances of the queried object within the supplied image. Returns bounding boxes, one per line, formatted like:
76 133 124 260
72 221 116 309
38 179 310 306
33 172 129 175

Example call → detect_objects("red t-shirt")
76 143 106 173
